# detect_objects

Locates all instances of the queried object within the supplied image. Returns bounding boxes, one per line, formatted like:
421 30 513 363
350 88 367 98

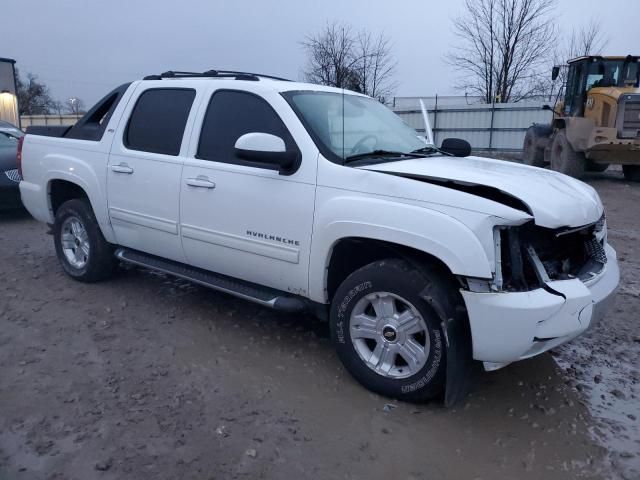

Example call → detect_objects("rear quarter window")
65 83 131 141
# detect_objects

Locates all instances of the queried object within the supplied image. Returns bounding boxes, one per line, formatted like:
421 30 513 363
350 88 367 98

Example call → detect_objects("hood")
590 86 640 101
358 156 603 229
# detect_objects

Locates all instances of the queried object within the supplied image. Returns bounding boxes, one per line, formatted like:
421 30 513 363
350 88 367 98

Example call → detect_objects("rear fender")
44 154 115 242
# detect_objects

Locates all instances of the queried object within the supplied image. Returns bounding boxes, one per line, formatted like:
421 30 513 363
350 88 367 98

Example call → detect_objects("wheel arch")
46 174 116 243
49 179 89 215
325 237 456 303
325 237 476 406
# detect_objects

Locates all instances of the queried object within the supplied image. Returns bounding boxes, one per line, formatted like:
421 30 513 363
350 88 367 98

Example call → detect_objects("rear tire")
522 126 548 167
550 130 586 178
53 198 116 282
623 165 640 182
330 259 462 402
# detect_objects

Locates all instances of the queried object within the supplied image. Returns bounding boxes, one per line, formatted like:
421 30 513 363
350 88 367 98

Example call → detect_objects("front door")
108 86 197 263
180 88 317 295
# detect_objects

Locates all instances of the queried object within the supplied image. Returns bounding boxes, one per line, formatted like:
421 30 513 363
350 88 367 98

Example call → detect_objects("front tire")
53 198 116 282
549 130 586 178
330 259 460 402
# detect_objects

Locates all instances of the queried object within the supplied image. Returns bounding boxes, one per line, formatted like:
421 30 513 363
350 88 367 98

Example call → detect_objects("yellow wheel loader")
523 56 640 180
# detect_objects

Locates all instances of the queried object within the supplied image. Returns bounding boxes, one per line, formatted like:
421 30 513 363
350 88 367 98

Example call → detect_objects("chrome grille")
4 169 21 183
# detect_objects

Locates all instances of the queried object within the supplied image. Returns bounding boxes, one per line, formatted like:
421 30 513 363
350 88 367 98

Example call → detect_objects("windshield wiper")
410 146 451 156
344 150 424 164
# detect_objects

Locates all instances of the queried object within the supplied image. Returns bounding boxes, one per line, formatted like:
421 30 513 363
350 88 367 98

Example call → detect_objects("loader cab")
558 56 640 117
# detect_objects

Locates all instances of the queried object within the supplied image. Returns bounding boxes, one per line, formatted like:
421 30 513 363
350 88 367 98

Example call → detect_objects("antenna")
419 99 434 145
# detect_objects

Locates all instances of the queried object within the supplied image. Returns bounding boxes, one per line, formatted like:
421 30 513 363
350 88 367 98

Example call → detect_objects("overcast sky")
1 0 638 107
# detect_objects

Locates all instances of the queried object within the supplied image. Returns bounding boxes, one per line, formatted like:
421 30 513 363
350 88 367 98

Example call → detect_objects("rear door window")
125 88 196 156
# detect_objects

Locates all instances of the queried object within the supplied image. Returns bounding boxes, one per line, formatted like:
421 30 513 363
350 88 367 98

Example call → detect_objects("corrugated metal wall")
20 114 80 129
394 98 553 151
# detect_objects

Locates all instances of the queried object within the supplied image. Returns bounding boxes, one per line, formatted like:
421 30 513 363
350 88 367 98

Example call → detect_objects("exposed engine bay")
495 214 607 292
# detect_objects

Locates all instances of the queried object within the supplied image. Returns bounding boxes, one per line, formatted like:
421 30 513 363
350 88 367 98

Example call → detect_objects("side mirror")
234 132 299 174
551 66 560 81
440 138 471 157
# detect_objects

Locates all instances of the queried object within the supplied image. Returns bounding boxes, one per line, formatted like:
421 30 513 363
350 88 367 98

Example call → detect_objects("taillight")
16 136 25 178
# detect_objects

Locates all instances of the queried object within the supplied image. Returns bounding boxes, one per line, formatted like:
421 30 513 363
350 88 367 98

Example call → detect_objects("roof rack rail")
142 70 291 82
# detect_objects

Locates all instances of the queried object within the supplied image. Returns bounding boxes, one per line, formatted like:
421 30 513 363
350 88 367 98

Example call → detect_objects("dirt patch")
1 170 638 479
553 169 640 480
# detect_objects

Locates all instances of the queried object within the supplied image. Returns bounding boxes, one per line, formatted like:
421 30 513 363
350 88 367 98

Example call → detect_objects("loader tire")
522 125 549 167
550 130 585 178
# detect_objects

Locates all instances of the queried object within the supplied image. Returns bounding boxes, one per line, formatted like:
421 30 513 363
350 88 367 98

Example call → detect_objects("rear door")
179 87 318 295
107 85 199 262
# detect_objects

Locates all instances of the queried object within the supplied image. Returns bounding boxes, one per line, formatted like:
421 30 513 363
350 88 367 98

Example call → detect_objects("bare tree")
51 100 65 116
15 69 57 115
301 22 397 102
447 0 557 103
565 19 608 59
66 97 86 116
353 31 398 102
302 22 359 90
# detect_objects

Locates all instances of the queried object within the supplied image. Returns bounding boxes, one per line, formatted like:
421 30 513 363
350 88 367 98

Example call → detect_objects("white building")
0 57 19 127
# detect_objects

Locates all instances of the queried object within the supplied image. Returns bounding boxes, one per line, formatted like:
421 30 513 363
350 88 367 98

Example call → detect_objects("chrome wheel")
350 291 430 379
60 216 90 269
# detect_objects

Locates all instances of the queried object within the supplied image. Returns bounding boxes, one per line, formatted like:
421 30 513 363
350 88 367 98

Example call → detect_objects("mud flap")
443 305 476 407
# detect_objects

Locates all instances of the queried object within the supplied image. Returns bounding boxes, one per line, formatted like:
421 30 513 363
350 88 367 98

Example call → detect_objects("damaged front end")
460 213 618 371
494 213 607 293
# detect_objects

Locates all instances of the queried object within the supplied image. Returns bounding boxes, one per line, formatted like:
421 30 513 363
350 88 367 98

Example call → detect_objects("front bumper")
585 129 640 163
462 243 619 369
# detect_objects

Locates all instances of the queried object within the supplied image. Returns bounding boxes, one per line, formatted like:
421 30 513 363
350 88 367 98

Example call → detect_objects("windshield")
586 59 640 89
282 91 426 163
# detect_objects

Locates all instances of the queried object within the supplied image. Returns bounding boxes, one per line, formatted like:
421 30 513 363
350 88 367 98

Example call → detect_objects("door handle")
186 176 216 189
111 163 134 174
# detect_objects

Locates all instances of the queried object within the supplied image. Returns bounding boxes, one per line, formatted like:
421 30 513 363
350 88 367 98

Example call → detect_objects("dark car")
0 121 24 210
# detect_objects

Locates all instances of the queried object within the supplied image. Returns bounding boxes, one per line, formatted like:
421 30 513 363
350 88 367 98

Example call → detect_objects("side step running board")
114 248 307 313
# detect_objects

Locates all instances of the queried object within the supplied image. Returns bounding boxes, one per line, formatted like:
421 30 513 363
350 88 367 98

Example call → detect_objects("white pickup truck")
19 70 619 404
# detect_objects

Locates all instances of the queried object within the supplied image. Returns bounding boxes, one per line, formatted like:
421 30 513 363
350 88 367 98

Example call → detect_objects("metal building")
0 57 19 127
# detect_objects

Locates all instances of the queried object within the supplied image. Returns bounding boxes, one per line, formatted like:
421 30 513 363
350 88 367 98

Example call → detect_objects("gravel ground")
554 170 640 480
0 170 638 479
